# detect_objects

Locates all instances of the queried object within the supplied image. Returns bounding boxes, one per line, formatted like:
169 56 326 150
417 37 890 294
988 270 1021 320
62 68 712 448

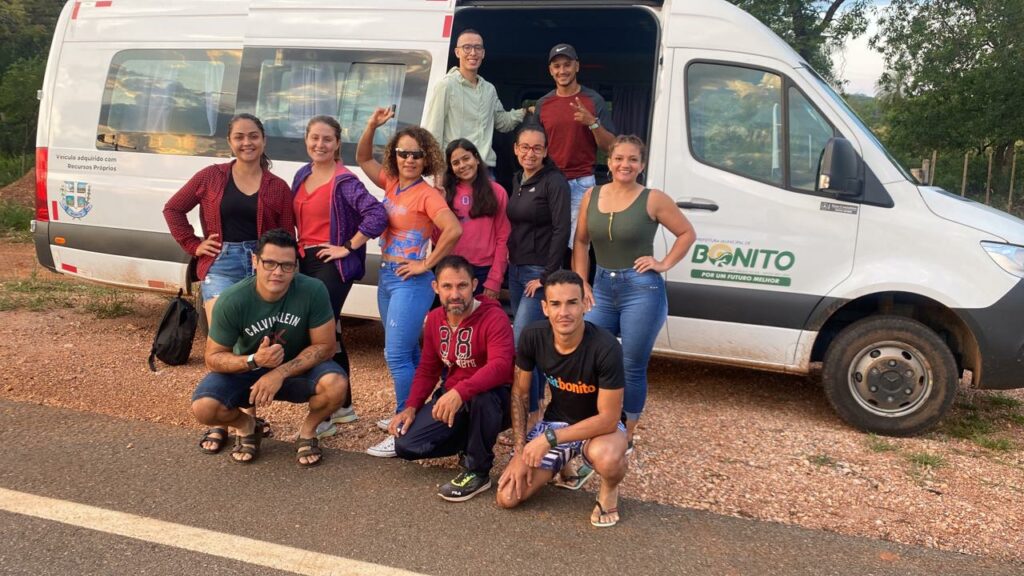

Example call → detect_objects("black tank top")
219 173 259 242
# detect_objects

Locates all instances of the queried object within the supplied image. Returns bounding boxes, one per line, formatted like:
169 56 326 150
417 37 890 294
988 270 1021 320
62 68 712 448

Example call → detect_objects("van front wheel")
822 316 958 437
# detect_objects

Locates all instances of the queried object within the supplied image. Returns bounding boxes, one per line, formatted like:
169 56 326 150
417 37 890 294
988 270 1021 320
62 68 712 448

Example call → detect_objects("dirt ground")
1 187 1022 563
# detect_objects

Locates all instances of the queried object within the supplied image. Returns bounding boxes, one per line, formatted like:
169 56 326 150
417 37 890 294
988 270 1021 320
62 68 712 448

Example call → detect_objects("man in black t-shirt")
496 270 628 527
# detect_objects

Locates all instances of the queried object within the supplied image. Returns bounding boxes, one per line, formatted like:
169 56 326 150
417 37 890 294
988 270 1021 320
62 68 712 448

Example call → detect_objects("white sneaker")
376 417 392 431
366 435 397 458
315 405 358 439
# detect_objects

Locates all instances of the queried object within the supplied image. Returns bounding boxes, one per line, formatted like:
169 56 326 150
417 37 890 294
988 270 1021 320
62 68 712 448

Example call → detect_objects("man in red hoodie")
389 255 514 501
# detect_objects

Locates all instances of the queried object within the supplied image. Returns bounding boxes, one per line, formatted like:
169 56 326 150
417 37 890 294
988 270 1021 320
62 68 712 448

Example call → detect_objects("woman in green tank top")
571 135 696 447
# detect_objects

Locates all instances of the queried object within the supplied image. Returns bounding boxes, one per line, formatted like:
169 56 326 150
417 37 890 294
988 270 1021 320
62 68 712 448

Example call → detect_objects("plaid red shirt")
163 161 295 280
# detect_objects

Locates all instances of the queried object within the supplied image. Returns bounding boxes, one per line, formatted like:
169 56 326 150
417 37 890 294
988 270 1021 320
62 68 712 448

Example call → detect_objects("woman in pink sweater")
436 138 510 298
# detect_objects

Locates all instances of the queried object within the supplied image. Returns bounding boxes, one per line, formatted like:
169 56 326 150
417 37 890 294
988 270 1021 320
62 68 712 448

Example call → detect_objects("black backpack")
148 289 198 371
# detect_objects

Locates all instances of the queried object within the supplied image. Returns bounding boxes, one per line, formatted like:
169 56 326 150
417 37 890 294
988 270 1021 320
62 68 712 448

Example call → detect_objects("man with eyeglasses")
423 28 526 175
533 43 617 247
190 228 350 467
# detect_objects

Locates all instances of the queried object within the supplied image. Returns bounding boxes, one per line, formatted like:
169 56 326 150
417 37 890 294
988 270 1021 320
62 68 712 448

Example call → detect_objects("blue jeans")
378 262 435 412
202 240 257 302
508 263 547 411
584 266 667 419
192 360 345 410
567 174 596 247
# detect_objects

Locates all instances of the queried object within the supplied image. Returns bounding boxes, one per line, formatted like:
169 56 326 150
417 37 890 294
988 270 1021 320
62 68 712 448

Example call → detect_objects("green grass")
0 154 31 188
973 436 1014 452
942 409 994 440
865 433 898 453
0 272 135 318
907 452 945 469
983 394 1023 410
83 291 135 319
808 454 836 467
0 199 33 241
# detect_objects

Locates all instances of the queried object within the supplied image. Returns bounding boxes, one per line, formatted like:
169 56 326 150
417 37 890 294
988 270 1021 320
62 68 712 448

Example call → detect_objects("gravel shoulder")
1 239 1022 563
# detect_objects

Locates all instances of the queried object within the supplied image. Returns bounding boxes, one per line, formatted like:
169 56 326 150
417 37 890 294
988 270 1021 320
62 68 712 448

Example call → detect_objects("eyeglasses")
457 44 485 54
395 148 426 160
516 143 546 155
257 256 297 273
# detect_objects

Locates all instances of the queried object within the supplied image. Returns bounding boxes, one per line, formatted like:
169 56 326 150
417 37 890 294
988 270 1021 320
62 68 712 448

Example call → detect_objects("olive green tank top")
586 185 659 269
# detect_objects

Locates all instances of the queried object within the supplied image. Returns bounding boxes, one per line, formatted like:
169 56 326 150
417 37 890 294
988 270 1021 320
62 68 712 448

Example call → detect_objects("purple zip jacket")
291 163 387 282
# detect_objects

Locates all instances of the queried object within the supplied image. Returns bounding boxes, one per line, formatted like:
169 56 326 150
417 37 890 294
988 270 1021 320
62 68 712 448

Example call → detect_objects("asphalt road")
1 400 1019 576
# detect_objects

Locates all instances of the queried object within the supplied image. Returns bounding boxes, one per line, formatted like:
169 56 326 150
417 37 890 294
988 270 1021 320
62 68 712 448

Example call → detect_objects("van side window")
238 48 429 165
687 63 784 185
97 50 240 156
687 62 837 192
788 87 836 191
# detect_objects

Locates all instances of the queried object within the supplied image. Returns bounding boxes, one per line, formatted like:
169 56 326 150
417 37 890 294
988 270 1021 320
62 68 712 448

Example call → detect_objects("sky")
832 1 887 96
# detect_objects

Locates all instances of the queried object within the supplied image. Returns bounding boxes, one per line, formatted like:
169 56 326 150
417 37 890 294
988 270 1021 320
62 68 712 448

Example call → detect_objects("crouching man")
389 255 513 501
191 229 349 467
496 270 628 527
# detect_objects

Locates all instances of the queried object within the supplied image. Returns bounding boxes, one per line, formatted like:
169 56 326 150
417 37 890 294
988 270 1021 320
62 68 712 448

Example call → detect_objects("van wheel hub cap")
848 343 932 416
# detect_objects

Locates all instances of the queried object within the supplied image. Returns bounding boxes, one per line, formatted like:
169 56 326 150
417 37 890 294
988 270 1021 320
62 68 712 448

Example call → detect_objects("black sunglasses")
395 148 426 160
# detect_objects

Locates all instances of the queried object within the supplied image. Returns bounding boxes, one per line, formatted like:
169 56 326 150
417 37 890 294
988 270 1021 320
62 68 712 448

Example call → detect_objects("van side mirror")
817 137 862 197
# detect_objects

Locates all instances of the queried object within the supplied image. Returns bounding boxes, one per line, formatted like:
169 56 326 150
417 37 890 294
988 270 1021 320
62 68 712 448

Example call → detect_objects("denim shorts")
191 360 345 410
202 240 258 302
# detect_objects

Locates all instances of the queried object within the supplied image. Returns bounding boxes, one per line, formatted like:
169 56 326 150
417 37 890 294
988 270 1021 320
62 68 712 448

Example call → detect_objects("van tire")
822 316 957 437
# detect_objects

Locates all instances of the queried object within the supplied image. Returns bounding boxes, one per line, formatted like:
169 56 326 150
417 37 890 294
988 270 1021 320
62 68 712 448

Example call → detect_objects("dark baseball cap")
548 43 578 62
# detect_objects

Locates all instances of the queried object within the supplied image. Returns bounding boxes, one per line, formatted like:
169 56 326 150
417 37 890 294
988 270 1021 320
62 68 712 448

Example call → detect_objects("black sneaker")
438 471 492 502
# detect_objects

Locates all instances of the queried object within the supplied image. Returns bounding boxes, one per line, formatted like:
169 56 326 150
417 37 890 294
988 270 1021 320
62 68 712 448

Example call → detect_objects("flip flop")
591 499 619 528
555 462 595 491
198 427 227 454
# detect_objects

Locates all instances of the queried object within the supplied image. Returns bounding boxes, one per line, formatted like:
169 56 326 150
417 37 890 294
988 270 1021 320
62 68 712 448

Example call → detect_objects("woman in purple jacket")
291 115 387 436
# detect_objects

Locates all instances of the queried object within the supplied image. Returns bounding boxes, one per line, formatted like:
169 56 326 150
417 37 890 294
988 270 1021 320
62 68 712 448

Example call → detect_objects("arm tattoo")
510 367 530 451
274 344 332 379
205 349 247 374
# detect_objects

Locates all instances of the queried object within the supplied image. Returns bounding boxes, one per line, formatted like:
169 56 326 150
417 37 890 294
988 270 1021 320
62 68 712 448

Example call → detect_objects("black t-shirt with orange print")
516 321 624 425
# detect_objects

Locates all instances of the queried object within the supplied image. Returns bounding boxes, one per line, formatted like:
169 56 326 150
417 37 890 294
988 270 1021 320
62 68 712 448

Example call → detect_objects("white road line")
0 487 427 576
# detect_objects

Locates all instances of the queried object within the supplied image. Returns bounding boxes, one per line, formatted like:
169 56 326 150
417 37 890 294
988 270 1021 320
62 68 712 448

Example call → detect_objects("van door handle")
676 197 719 212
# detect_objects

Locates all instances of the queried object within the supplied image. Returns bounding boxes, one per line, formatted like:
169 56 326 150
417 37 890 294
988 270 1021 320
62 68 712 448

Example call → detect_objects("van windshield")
803 67 918 184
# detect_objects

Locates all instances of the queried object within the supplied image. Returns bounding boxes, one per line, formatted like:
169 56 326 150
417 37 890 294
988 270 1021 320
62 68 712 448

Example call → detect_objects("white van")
32 0 1024 435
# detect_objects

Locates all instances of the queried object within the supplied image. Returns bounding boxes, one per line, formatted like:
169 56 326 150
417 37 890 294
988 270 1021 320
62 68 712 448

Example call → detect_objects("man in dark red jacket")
389 255 513 502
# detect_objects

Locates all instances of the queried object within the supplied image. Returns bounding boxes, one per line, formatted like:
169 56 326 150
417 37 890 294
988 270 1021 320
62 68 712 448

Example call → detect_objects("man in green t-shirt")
191 229 349 467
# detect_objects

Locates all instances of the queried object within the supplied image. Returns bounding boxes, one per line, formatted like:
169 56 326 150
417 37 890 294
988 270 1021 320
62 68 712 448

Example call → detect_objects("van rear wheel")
822 316 957 437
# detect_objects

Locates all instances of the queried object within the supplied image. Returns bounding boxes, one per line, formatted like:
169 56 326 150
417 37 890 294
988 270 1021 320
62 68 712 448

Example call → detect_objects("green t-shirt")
209 273 334 361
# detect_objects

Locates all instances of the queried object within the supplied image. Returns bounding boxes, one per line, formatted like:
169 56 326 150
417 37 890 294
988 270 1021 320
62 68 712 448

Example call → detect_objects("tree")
0 56 45 155
729 0 872 86
874 0 1024 196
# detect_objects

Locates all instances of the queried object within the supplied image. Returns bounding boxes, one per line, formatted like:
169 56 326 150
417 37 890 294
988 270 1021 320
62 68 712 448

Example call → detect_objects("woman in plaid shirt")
163 113 294 455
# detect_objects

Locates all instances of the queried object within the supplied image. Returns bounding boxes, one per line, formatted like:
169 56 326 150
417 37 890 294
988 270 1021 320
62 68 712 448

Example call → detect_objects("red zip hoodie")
407 296 514 410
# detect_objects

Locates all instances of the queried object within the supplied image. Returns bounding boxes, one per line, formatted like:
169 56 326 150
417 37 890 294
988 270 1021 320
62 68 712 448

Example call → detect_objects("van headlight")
981 242 1024 277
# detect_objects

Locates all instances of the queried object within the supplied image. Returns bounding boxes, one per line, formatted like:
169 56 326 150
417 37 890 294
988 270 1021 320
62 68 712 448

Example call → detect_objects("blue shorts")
191 360 345 410
202 240 257 302
523 420 628 473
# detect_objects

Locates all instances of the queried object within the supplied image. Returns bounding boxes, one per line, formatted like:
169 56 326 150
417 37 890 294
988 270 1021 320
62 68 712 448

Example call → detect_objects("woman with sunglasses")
290 115 388 438
507 124 570 411
356 106 462 458
163 112 294 454
572 135 695 451
436 138 511 299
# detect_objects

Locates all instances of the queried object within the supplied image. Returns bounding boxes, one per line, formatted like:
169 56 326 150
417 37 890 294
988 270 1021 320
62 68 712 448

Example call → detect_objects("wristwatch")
588 119 600 131
246 353 258 371
343 240 354 251
544 428 559 448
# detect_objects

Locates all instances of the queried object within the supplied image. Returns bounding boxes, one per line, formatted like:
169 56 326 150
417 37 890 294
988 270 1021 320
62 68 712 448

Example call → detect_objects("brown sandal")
296 437 323 467
230 424 261 464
